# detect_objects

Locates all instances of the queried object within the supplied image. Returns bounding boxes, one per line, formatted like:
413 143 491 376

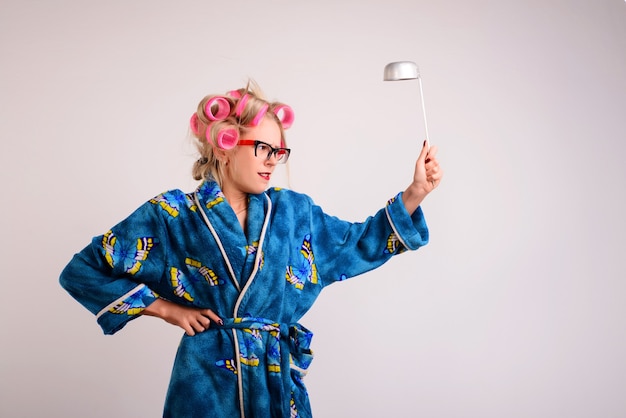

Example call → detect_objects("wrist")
142 298 168 318
402 184 427 215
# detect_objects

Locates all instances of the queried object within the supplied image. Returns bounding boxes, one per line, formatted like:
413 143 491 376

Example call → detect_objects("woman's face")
222 116 283 196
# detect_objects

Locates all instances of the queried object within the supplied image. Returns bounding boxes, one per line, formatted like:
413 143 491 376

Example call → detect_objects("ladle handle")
418 77 430 149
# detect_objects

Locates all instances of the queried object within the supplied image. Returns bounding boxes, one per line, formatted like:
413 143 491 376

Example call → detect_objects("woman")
60 82 442 417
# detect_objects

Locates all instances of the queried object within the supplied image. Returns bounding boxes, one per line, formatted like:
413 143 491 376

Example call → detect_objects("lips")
258 172 271 180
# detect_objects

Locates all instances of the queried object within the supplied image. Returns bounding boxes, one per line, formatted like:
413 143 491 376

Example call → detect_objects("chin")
246 184 268 195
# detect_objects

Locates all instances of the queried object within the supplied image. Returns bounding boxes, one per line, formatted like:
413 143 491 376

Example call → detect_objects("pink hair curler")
204 123 239 149
204 96 231 121
227 89 242 99
216 128 239 149
250 103 269 126
272 105 295 129
234 94 250 117
190 113 200 135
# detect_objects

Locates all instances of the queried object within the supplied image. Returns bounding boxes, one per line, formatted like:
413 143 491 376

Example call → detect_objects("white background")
1 1 625 417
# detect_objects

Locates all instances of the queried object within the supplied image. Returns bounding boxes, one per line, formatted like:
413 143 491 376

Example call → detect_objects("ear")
213 146 230 165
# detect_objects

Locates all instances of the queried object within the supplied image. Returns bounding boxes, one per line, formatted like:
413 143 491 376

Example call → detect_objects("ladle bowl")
383 61 420 81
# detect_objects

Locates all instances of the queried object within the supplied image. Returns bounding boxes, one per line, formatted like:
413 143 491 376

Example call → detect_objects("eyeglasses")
238 140 291 164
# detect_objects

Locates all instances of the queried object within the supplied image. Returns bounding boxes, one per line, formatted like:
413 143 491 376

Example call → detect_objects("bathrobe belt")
217 317 314 417
220 317 314 377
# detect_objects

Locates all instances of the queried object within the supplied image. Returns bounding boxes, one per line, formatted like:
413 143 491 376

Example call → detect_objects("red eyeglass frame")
238 139 291 162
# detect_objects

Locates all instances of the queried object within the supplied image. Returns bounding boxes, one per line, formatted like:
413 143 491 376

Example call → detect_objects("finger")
426 164 441 177
203 309 224 326
417 140 429 164
191 320 207 334
429 169 443 185
198 316 212 330
426 164 440 176
425 145 438 163
425 161 437 176
427 164 441 188
184 324 196 336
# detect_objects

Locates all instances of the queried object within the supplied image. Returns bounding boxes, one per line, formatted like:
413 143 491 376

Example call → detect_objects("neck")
222 186 248 214
222 189 248 233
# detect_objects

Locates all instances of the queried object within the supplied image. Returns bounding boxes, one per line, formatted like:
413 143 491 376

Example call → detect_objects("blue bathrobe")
60 180 429 417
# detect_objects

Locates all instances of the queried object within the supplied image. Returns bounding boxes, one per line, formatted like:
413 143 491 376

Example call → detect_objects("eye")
256 143 271 152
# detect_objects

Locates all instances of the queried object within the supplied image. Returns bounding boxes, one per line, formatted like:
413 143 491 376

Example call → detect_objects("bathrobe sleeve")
59 200 168 335
308 191 429 286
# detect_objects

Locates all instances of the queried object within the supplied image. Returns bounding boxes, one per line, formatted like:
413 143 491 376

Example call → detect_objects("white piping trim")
290 363 308 377
233 194 272 418
96 284 146 319
233 328 245 418
194 192 241 292
233 194 272 316
384 205 410 251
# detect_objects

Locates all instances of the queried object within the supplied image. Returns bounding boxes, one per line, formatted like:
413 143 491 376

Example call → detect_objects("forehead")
244 117 282 147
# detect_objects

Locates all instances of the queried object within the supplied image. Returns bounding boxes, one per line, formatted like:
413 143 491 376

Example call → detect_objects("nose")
265 153 278 166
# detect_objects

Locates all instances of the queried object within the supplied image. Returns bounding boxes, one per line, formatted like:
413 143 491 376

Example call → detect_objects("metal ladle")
383 61 431 147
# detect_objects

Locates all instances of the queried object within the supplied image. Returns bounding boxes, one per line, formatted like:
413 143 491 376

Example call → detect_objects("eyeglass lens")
255 141 290 163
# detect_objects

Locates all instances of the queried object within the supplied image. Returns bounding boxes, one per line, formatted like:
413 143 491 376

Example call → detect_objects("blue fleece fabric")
60 180 429 417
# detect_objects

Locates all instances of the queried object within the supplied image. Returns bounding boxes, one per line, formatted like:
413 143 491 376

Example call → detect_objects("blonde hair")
190 81 289 186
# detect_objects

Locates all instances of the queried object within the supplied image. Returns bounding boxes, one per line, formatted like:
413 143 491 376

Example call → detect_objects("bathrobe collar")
193 180 271 298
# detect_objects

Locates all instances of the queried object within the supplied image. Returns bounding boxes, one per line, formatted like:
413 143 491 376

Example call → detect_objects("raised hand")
402 140 443 215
